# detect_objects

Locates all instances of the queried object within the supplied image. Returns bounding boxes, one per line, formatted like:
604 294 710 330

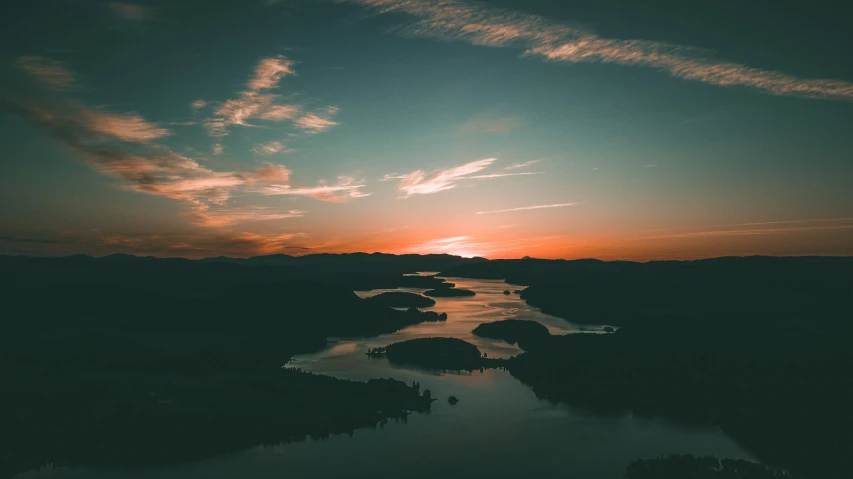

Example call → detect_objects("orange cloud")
205 56 302 136
81 109 171 143
264 176 371 202
252 141 290 155
294 106 339 133
192 207 304 228
17 56 77 91
255 163 292 183
247 55 295 91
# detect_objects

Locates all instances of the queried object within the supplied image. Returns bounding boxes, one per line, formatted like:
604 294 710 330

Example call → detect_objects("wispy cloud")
264 176 371 202
391 158 543 196
17 56 77 91
252 140 289 155
258 104 301 121
247 55 296 90
5 100 309 226
205 56 301 136
466 171 543 179
351 0 853 102
191 100 208 109
504 159 539 170
193 207 304 228
107 2 155 22
379 173 407 182
0 230 313 258
396 158 495 196
7 58 363 227
476 202 578 215
81 109 171 143
294 106 340 133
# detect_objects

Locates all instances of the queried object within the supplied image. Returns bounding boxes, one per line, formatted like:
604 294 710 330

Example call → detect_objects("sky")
1 0 852 260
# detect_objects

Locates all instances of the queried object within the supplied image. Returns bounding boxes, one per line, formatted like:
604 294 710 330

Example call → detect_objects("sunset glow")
1 0 852 260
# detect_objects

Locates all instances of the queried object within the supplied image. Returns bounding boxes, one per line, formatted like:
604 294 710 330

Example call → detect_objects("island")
423 288 476 298
384 337 485 370
405 308 447 321
472 319 551 347
366 291 436 308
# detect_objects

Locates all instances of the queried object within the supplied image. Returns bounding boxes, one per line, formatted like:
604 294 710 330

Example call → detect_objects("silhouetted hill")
0 254 453 478
499 317 853 476
200 252 486 275
63 253 94 260
0 253 465 292
441 256 853 327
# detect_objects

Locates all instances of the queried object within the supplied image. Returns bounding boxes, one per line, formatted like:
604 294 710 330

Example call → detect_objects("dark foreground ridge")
0 254 455 478
440 256 853 327
625 454 793 478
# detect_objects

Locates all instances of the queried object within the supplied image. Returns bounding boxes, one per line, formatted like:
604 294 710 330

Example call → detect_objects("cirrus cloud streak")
351 0 853 102
476 202 578 215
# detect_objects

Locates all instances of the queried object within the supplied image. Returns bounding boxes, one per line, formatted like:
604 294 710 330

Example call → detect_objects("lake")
15 277 755 479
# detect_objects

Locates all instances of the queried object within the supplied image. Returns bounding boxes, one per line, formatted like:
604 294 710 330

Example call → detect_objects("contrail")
476 202 578 215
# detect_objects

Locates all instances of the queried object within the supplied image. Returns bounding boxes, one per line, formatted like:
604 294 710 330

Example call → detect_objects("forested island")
366 291 436 308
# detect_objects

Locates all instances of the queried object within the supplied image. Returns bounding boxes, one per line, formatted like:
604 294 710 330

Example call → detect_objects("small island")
423 288 476 298
405 308 447 322
383 337 485 370
472 319 551 347
366 291 436 308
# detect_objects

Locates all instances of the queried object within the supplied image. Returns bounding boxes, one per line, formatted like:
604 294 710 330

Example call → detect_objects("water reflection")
16 277 756 479
298 277 580 368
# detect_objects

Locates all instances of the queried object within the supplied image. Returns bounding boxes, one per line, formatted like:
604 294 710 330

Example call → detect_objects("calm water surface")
17 277 754 479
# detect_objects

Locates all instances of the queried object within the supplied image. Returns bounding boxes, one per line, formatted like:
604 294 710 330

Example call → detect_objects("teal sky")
1 0 852 259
